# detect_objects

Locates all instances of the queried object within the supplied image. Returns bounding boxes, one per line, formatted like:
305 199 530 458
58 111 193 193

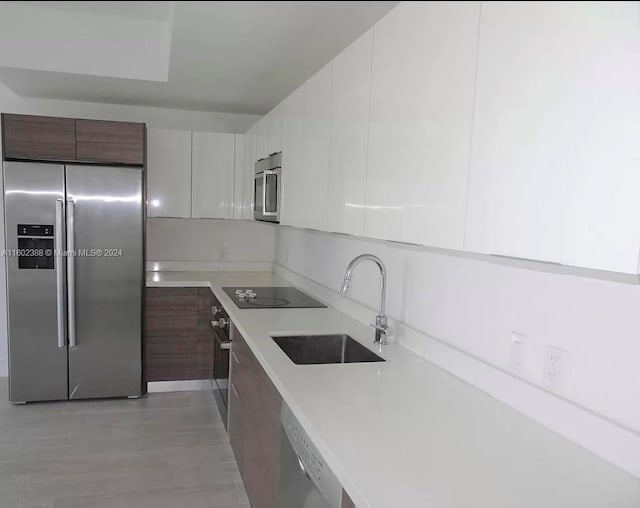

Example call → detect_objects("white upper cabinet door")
147 128 192 218
255 116 269 161
266 104 283 155
300 63 333 231
234 133 255 220
233 134 245 219
243 133 255 219
326 29 373 236
464 0 569 261
280 85 306 227
247 124 258 169
366 2 480 248
561 2 640 273
191 131 235 219
466 1 640 272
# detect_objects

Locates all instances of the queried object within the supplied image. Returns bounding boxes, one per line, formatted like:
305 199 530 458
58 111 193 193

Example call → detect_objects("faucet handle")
369 323 393 333
373 314 387 329
370 315 391 345
369 323 389 346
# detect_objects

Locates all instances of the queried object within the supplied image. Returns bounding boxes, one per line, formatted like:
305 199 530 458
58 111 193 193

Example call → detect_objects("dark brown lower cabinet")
145 287 213 382
228 377 244 470
228 323 357 508
342 490 356 508
229 323 282 508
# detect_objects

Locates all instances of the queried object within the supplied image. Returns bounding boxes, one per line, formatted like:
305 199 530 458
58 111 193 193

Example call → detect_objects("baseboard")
147 261 274 272
146 379 212 393
0 375 213 393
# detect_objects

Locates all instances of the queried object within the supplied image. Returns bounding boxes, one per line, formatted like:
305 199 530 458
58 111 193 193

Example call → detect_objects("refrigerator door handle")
55 199 66 348
66 198 76 348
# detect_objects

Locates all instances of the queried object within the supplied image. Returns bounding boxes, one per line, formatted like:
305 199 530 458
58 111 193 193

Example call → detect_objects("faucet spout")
339 254 388 344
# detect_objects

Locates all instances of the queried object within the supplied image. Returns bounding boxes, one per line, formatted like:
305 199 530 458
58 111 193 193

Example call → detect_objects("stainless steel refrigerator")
4 161 143 403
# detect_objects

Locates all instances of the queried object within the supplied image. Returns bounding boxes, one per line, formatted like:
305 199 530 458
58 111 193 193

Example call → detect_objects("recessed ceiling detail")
0 1 398 114
0 1 172 81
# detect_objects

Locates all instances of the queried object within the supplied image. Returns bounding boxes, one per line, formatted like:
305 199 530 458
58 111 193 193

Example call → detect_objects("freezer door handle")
66 198 76 348
55 198 66 349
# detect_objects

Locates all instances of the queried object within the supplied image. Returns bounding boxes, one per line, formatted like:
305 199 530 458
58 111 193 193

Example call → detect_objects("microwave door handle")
262 171 268 216
253 173 259 212
262 170 278 216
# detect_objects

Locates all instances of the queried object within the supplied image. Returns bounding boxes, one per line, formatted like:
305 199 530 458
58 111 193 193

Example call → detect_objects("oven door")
254 169 280 223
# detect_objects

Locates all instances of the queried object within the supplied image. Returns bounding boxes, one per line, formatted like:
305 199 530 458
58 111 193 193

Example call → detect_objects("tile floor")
0 379 249 508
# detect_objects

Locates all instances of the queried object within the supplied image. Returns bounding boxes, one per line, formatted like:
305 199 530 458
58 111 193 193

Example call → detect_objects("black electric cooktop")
222 287 327 309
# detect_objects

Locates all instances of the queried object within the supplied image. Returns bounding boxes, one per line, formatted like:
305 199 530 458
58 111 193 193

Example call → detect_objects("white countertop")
148 271 640 508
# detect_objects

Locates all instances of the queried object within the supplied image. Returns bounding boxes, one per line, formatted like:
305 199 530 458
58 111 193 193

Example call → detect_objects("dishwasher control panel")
281 403 343 508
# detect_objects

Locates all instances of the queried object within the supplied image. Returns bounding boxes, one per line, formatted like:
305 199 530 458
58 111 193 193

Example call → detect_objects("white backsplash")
274 225 640 477
147 218 276 266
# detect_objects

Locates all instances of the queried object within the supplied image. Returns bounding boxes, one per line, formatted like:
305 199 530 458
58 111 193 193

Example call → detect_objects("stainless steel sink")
271 334 385 365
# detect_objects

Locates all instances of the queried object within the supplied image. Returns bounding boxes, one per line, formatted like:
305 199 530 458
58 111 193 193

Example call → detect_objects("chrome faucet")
339 254 388 345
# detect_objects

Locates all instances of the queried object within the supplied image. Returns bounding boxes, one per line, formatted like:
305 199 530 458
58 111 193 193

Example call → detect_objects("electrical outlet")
543 345 565 390
509 332 526 371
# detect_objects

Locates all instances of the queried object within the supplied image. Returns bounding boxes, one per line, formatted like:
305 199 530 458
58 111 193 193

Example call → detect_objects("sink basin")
271 334 385 365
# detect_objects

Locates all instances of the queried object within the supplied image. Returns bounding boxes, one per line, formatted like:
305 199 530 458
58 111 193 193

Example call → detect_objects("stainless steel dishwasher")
279 403 344 508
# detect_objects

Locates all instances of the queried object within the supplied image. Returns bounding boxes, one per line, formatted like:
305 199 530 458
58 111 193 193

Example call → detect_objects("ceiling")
0 1 398 114
11 1 174 20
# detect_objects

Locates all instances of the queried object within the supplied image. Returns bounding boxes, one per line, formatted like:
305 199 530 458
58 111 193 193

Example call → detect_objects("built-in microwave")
254 152 281 223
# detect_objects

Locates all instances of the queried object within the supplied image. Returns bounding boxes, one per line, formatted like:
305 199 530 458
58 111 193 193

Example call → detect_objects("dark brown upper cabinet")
2 114 76 161
76 119 145 165
2 114 145 166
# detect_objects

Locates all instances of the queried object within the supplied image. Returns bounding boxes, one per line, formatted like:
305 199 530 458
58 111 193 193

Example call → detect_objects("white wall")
0 83 261 376
274 226 640 477
147 218 275 270
0 83 259 132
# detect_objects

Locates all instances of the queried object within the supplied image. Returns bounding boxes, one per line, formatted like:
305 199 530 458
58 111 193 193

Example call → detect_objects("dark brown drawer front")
229 325 282 508
76 119 144 165
342 490 356 508
230 323 252 364
196 288 214 380
2 114 76 161
146 287 198 335
228 378 244 473
145 287 213 382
